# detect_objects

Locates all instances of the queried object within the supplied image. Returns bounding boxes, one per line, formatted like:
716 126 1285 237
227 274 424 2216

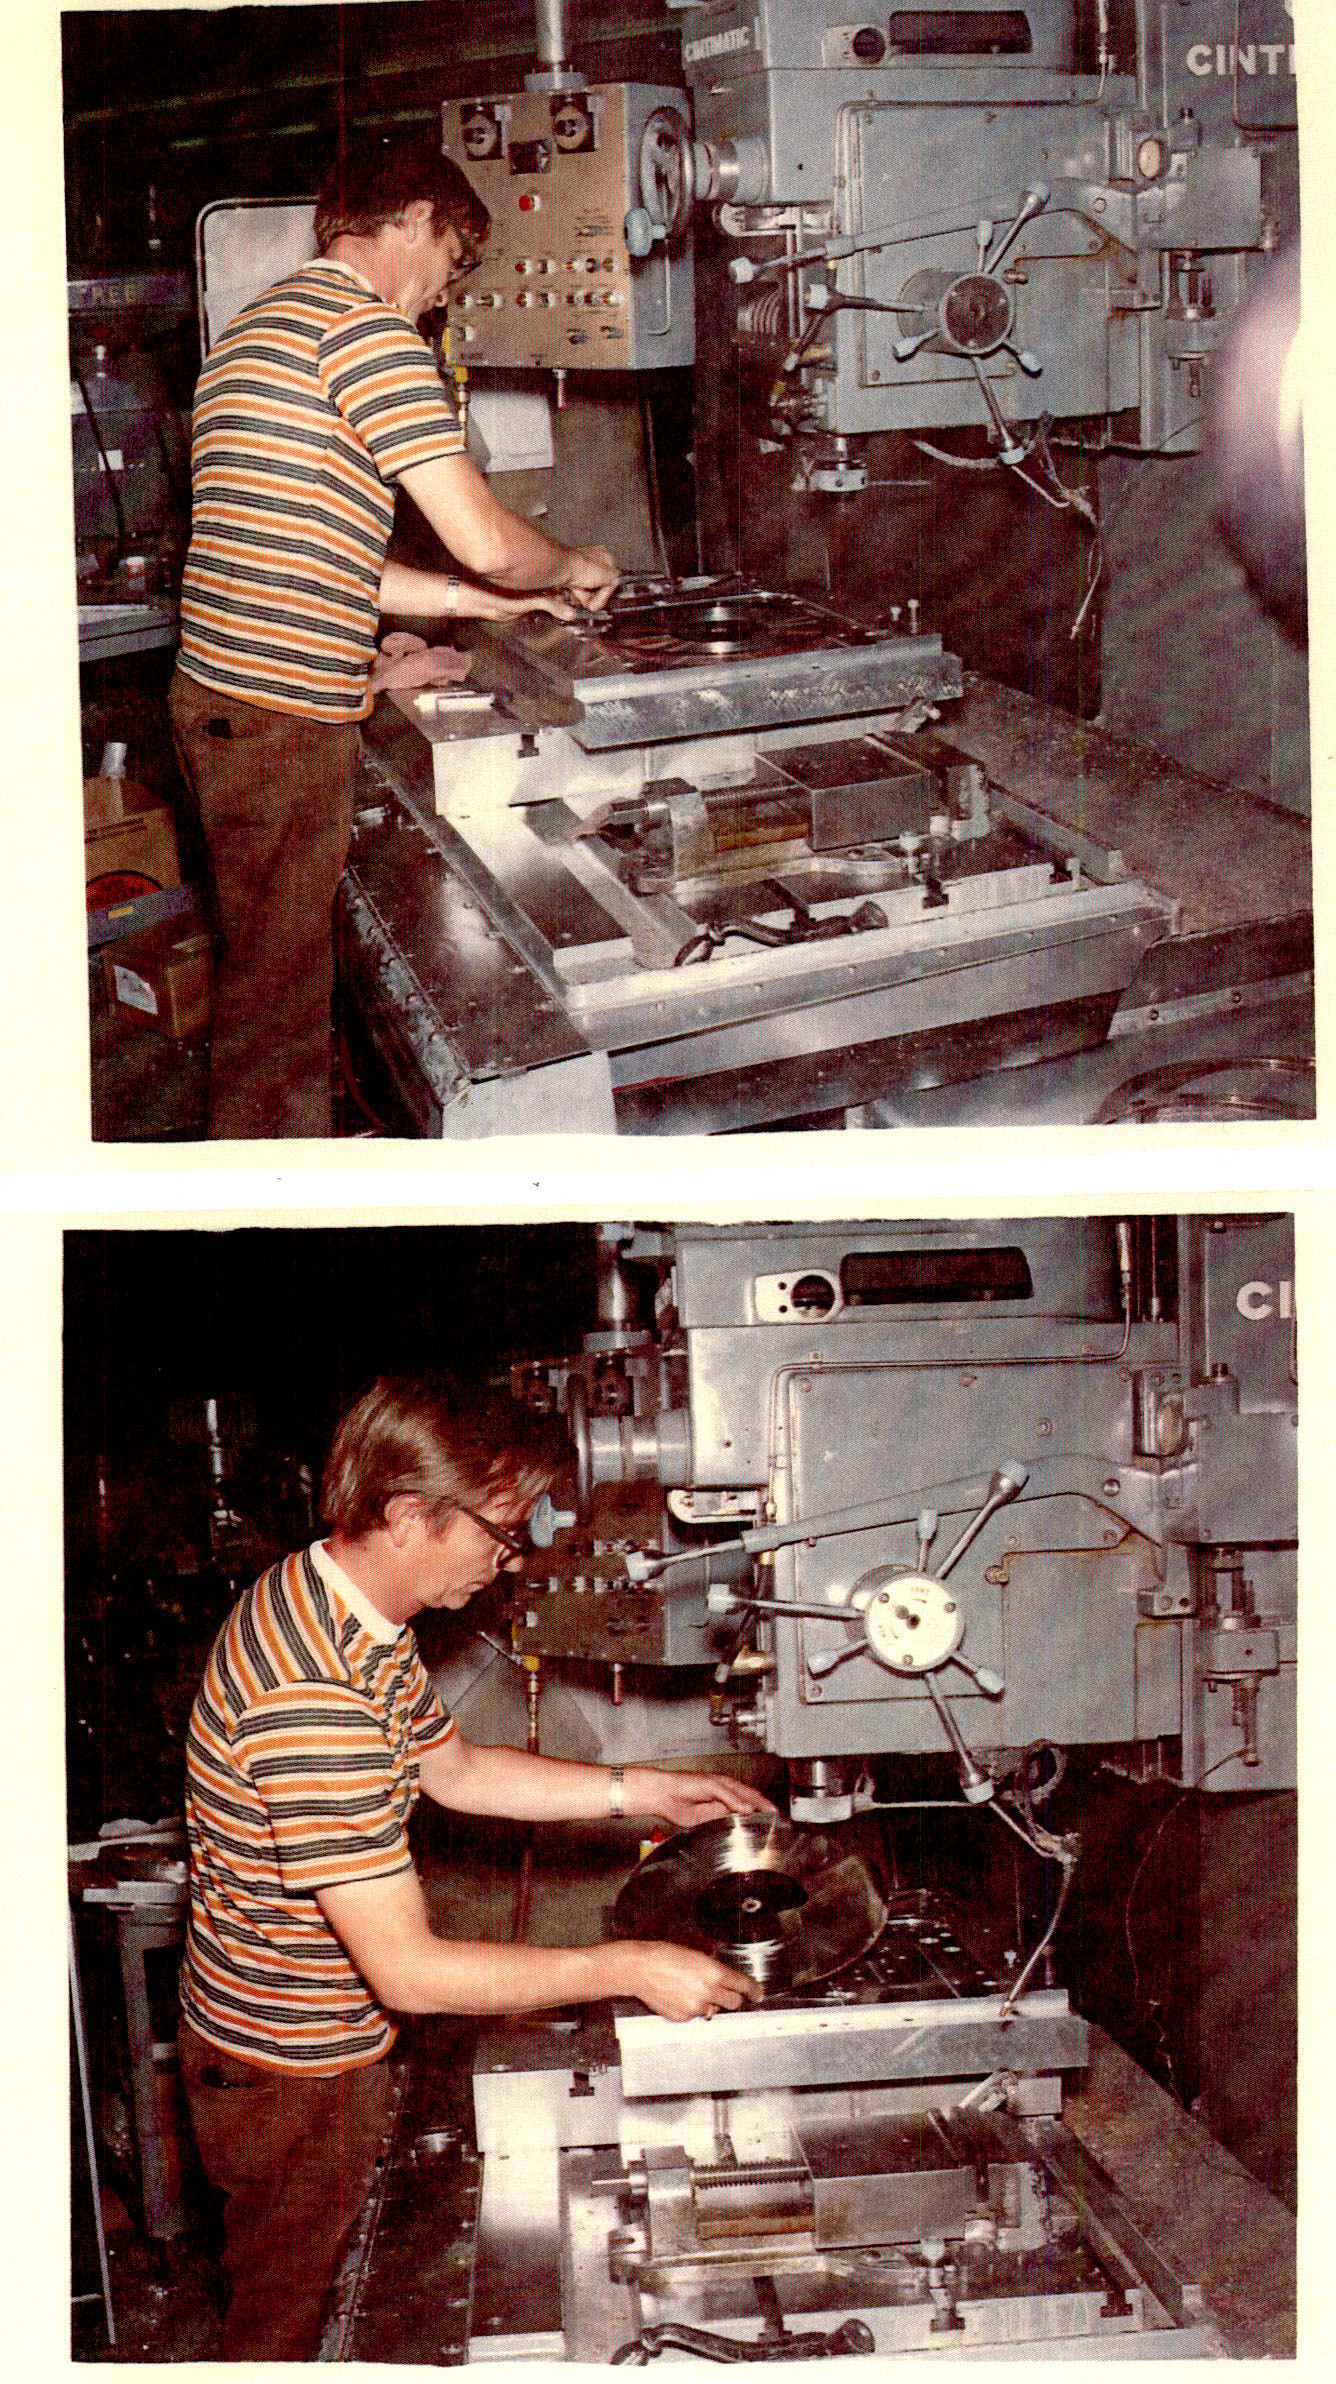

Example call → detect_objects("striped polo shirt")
178 259 465 722
181 1541 456 2072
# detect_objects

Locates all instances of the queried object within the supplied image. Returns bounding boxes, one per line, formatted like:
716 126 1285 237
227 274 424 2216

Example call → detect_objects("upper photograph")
67 2 1311 1141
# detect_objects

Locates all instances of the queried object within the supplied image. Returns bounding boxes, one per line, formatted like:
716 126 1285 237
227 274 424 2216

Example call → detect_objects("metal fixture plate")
615 1988 1086 2098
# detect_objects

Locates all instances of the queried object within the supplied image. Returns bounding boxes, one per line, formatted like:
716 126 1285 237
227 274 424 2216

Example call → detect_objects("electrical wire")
910 416 1101 640
992 1786 1074 1869
1063 417 1206 643
1011 1739 1068 1820
1032 421 1099 521
1007 463 1079 514
910 436 1003 472
1122 1750 1246 2030
990 1801 1080 2020
1097 419 1209 529
1096 0 1113 99
1071 532 1105 641
980 1744 1081 2019
673 918 791 967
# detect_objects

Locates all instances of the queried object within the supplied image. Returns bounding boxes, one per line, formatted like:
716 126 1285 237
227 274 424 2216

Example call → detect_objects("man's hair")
314 130 490 258
321 1374 563 1541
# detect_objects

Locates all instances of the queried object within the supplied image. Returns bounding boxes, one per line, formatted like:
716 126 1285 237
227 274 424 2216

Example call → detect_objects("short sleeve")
403 1645 456 1752
236 1680 418 1893
317 303 465 479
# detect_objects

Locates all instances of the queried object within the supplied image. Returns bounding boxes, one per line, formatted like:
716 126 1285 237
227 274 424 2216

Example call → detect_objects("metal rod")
69 1908 116 2347
641 1470 1005 1574
534 0 569 72
935 1465 1028 1581
983 186 1049 278
923 1673 993 1803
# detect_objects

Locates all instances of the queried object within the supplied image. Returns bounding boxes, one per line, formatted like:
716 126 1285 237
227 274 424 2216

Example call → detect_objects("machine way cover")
611 1814 887 1996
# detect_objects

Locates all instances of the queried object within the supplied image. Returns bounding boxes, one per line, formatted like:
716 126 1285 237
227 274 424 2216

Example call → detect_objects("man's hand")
607 1937 762 2021
630 1768 778 1832
472 587 578 623
559 543 620 610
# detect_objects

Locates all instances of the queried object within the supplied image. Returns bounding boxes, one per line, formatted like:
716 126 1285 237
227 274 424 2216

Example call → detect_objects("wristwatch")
608 1764 626 1818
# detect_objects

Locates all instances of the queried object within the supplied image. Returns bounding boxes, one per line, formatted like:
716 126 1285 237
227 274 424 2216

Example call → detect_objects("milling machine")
331 1217 1296 2360
191 3 1310 1133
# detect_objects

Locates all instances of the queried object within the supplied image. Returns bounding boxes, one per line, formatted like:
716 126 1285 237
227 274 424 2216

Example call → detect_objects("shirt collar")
312 255 401 311
309 1538 406 1646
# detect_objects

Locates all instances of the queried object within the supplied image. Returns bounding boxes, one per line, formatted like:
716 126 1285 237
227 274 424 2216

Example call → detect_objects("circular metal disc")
611 1814 887 1997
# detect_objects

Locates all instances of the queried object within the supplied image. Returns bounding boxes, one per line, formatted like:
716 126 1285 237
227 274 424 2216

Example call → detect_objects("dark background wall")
61 4 683 273
64 1219 596 1490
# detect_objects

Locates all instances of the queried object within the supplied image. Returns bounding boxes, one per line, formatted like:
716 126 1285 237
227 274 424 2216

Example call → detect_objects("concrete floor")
89 963 210 1142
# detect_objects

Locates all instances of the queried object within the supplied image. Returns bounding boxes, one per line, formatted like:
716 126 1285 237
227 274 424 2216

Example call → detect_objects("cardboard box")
85 775 181 910
103 919 214 1039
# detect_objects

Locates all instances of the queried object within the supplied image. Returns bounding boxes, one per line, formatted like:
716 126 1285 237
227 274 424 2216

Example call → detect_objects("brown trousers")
179 2019 391 2360
168 668 360 1140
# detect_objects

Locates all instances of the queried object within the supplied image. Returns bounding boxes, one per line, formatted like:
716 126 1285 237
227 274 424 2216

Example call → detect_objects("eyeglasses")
454 1500 533 1563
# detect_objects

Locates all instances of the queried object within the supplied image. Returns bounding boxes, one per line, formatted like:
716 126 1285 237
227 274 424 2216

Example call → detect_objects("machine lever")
968 357 1027 467
983 184 1050 277
804 1639 863 1679
935 1463 1028 1580
948 1648 1005 1697
916 1508 939 1569
923 1673 994 1803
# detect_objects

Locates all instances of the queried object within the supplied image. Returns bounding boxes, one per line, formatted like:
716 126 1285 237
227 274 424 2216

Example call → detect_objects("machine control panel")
441 83 694 370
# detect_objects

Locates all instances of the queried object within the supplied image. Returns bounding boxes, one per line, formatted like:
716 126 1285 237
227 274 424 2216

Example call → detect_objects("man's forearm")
377 562 574 625
389 1930 623 2015
467 516 580 592
378 558 569 616
425 1740 636 1822
395 453 615 603
378 561 470 618
315 1866 760 2023
422 1739 777 1830
397 456 571 587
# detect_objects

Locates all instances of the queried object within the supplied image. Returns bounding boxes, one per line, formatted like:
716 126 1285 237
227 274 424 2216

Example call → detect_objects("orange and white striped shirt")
181 1542 455 2072
178 259 465 723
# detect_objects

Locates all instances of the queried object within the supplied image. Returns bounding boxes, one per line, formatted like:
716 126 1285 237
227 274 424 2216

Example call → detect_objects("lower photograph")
65 1215 1297 2362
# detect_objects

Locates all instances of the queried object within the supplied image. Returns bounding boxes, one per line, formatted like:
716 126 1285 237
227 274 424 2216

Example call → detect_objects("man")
169 131 619 1138
179 1375 771 2359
